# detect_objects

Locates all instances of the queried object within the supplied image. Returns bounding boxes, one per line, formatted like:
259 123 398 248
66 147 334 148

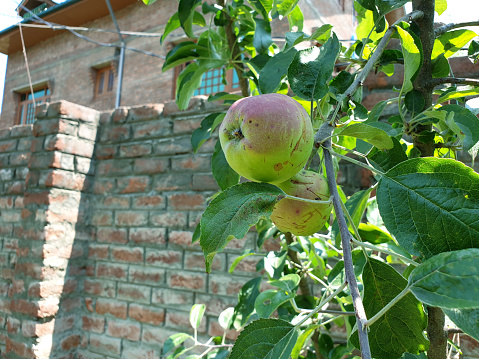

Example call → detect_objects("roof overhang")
0 0 138 55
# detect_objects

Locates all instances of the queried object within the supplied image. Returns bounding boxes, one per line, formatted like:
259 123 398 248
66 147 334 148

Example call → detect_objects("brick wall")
0 98 477 358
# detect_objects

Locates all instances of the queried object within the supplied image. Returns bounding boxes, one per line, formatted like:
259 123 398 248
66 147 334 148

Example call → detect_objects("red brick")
192 173 219 191
106 320 141 341
111 247 144 263
127 104 164 122
0 139 17 152
111 108 128 124
78 123 97 140
44 134 94 158
92 179 115 194
115 211 148 226
150 211 187 227
173 117 203 133
146 249 182 268
154 137 191 155
117 283 151 304
99 195 130 208
154 173 191 191
96 160 133 177
141 326 178 346
96 228 127 243
129 227 166 245
166 311 206 333
227 254 260 273
95 299 127 319
117 176 151 193
89 333 121 356
129 266 165 284
101 125 131 142
134 158 168 174
132 121 169 139
171 155 210 172
167 272 206 291
184 252 223 272
84 279 116 297
119 143 152 158
209 275 248 296
42 169 87 191
88 244 109 259
61 334 82 351
7 317 20 334
10 152 30 166
96 263 128 280
132 195 165 209
95 145 117 159
168 193 205 210
196 295 237 316
209 320 239 341
82 315 105 333
169 231 194 246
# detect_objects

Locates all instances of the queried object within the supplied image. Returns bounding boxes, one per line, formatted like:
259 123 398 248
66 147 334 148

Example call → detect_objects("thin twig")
322 140 372 359
429 77 479 88
435 20 479 37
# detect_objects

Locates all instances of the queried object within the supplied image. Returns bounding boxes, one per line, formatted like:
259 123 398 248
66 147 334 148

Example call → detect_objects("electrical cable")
10 0 166 59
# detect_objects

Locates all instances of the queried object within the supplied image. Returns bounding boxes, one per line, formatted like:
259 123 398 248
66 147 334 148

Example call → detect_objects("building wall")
0 0 357 130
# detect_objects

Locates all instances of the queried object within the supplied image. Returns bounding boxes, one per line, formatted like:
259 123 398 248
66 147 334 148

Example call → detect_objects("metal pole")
105 0 125 108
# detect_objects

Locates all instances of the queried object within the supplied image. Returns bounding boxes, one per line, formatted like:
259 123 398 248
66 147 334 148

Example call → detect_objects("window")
95 66 115 97
174 64 241 98
17 86 51 125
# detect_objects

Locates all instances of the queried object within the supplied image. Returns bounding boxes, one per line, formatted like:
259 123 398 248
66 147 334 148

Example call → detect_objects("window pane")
33 89 45 98
19 105 25 125
108 70 114 92
233 70 240 87
46 88 51 95
98 73 104 94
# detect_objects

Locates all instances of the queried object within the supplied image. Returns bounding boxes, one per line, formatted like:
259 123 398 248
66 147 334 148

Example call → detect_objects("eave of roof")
0 0 138 55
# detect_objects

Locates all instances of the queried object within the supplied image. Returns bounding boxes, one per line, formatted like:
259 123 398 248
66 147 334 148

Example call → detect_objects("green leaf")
291 328 315 359
350 259 429 359
255 289 295 318
276 0 300 17
432 29 477 59
229 249 257 273
368 100 389 123
438 88 479 104
200 182 284 272
233 277 262 327
377 158 479 258
288 34 340 101
444 307 479 341
405 89 425 114
468 40 479 64
190 304 206 329
435 0 447 15
142 0 157 4
212 140 240 191
431 53 450 78
191 113 225 153
259 49 298 94
192 221 201 244
178 0 202 37
440 105 479 156
358 223 394 244
208 92 243 102
253 18 273 54
161 12 180 44
397 26 421 93
368 137 408 172
287 5 303 31
408 248 479 309
175 63 207 110
219 307 235 330
229 319 299 359
163 333 192 354
308 24 333 44
339 123 394 150
162 42 200 72
376 0 409 17
268 274 300 291
264 250 288 279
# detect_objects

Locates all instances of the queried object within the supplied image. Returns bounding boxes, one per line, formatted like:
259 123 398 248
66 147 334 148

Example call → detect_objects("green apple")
219 94 313 184
271 170 332 236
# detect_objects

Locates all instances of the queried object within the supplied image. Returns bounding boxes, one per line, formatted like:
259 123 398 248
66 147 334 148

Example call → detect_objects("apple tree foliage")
143 0 479 358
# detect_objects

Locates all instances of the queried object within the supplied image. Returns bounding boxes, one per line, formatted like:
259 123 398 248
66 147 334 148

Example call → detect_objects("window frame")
16 85 51 125
173 63 241 99
94 65 116 98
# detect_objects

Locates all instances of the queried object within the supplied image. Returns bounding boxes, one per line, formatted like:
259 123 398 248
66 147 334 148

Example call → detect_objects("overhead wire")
10 0 166 59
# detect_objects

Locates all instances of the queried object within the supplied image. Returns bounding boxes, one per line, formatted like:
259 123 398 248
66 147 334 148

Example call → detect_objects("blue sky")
0 0 478 114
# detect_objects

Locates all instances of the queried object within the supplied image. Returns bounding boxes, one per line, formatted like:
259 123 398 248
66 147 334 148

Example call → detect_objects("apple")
270 170 332 236
219 94 313 184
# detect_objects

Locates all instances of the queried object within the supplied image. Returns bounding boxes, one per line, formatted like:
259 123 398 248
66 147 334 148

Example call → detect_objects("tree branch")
285 232 312 297
429 77 479 87
435 21 479 37
320 127 372 359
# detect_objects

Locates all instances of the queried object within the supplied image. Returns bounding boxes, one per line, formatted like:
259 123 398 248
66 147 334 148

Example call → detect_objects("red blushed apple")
219 94 313 184
271 170 332 236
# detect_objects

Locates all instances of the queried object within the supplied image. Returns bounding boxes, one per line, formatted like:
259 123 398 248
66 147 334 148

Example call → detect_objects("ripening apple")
219 94 313 184
271 170 332 236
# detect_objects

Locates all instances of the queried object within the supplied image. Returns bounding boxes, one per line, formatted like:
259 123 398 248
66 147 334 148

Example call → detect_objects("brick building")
0 0 357 129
